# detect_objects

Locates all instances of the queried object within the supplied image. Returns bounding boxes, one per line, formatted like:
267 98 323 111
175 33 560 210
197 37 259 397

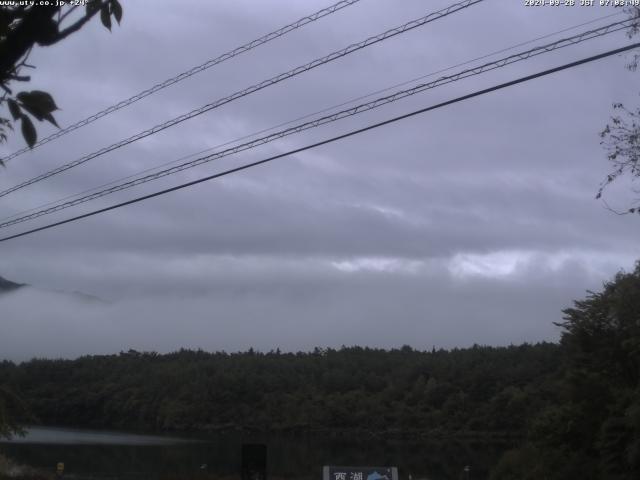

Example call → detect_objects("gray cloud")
0 255 615 362
1 0 639 360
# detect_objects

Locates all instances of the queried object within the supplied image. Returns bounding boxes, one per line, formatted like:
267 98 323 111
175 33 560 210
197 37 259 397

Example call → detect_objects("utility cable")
0 9 622 225
0 0 484 198
0 0 364 163
1 41 637 244
0 17 632 230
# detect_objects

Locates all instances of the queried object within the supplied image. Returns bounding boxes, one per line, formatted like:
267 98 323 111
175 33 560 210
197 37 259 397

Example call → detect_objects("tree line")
0 343 561 437
0 262 639 479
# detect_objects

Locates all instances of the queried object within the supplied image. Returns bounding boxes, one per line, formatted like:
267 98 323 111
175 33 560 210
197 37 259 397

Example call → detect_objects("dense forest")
0 343 562 436
1 262 639 479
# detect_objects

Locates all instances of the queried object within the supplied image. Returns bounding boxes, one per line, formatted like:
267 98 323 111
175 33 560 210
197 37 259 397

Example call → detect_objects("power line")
0 0 485 199
1 42 637 244
1 14 624 224
0 0 364 164
0 17 631 230
4 14 623 228
0 11 624 227
1 10 623 225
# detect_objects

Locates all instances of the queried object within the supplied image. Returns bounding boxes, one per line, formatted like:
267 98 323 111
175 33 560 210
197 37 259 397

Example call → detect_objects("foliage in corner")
491 262 640 479
598 6 640 214
599 103 640 215
0 0 123 160
0 385 28 440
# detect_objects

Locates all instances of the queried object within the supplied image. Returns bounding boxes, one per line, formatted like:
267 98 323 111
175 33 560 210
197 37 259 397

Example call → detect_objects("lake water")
0 427 509 480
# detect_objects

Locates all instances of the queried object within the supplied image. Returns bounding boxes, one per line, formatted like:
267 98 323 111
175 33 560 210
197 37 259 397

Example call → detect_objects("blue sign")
323 466 398 480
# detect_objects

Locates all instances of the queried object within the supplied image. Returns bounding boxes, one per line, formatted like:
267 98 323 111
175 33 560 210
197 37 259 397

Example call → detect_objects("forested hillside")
1 343 562 437
1 262 638 479
491 263 640 480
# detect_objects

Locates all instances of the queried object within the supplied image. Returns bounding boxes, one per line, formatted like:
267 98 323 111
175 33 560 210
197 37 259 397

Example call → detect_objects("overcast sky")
1 0 639 361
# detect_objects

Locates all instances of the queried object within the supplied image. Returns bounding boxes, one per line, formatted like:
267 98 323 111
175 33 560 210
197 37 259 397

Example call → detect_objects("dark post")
242 443 267 480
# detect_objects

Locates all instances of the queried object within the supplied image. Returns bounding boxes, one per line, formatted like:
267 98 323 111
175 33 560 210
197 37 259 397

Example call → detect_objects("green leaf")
16 90 60 127
17 90 58 114
110 0 123 24
20 115 36 148
29 90 58 112
18 103 44 121
18 102 58 126
86 0 101 15
42 112 59 128
100 4 111 30
7 99 21 120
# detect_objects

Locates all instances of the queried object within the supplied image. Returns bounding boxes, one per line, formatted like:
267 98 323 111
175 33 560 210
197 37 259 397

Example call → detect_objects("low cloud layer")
1 251 635 362
1 1 639 360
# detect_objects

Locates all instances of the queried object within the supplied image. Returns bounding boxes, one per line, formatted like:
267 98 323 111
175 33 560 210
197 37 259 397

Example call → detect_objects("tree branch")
0 6 58 82
50 1 108 43
57 5 79 26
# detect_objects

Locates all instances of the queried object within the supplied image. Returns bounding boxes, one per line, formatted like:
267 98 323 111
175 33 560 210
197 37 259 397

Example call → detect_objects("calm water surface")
0 427 508 480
